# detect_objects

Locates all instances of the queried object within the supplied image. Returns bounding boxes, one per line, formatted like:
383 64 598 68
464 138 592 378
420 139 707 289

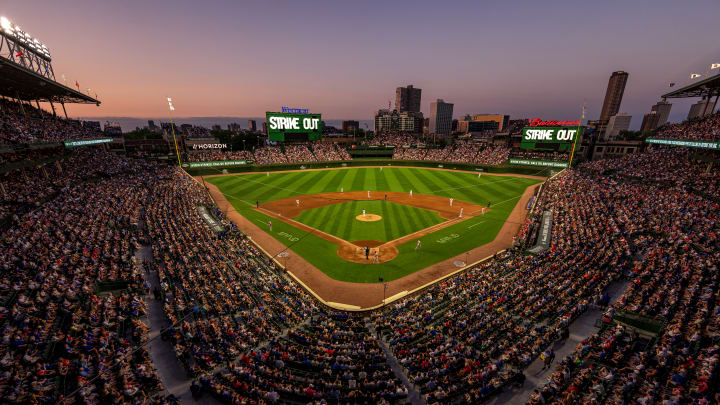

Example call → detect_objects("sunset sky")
4 0 719 126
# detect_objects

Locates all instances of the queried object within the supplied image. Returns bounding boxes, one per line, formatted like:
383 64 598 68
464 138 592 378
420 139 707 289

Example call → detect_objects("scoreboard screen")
266 112 322 142
521 126 579 152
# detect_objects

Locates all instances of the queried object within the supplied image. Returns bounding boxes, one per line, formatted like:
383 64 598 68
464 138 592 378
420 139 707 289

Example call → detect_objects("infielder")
295 199 300 207
450 198 454 207
268 220 272 231
415 239 421 250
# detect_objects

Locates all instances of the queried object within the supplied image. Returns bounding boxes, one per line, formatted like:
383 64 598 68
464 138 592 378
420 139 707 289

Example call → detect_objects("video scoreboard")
266 111 322 142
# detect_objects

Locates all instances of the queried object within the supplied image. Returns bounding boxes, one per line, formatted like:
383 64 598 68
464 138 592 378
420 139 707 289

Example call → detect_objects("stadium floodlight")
690 73 701 79
0 16 11 32
712 63 720 70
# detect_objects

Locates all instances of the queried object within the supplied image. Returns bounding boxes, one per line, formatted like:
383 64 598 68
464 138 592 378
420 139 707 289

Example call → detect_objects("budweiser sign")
528 118 581 127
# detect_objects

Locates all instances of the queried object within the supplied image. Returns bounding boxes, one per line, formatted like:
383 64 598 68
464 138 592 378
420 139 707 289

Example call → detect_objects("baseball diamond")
203 167 543 289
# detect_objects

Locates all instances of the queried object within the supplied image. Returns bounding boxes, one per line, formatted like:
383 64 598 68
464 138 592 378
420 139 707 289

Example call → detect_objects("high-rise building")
429 99 454 135
395 85 422 112
650 101 672 127
599 71 629 121
211 124 222 131
374 109 423 134
228 123 242 132
688 99 714 120
640 112 659 133
248 120 257 132
342 120 360 133
605 113 632 140
470 114 510 132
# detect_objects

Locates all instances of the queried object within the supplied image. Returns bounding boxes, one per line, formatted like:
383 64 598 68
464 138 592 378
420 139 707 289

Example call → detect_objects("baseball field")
204 167 542 284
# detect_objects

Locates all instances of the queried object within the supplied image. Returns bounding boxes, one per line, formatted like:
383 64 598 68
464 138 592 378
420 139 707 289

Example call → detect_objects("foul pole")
167 97 182 167
568 99 586 167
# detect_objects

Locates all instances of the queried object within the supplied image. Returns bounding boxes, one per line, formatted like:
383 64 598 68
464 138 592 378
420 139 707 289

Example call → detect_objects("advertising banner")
182 160 253 168
646 138 720 150
508 158 569 168
64 138 114 148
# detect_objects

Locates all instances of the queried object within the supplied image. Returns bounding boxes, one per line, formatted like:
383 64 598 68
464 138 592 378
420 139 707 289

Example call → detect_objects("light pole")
166 97 182 167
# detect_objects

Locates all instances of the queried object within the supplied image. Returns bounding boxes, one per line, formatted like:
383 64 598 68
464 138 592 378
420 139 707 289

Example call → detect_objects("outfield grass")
206 167 541 283
295 200 444 242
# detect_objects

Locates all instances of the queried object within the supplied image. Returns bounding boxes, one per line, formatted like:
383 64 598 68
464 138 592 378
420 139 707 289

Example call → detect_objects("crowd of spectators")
1 107 720 404
529 144 720 404
144 171 316 375
366 133 423 147
252 146 288 165
1 99 105 144
312 142 351 161
392 142 510 166
655 111 720 141
0 149 166 403
283 145 315 163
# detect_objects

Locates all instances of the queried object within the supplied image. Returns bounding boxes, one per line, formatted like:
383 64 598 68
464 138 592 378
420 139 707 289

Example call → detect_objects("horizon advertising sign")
521 126 579 152
266 112 322 142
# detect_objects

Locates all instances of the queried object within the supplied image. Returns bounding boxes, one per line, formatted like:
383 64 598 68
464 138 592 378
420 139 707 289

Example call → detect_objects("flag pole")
568 99 585 168
167 97 182 167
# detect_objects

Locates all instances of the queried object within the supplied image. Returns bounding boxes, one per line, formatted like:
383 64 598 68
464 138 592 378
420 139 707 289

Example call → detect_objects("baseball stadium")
2 3 720 405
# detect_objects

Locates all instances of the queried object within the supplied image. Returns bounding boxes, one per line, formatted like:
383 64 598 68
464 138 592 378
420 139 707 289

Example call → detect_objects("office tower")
640 112 659 133
600 71 629 121
248 120 257 132
688 99 713 120
605 113 632 140
650 101 672 127
395 85 422 112
429 99 454 135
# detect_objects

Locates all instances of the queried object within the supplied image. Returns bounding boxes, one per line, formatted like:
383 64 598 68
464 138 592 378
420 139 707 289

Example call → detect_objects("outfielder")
415 239 421 250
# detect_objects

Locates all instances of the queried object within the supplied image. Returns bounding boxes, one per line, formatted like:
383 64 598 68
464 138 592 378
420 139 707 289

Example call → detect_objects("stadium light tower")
167 97 182 166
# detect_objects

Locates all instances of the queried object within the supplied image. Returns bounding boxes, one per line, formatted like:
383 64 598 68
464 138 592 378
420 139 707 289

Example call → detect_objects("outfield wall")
184 159 552 177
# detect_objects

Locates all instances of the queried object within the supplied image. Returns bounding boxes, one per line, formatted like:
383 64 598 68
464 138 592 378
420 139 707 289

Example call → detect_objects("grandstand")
2 12 720 405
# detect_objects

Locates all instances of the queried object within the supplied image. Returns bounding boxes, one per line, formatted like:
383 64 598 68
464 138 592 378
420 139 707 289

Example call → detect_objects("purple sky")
4 0 720 127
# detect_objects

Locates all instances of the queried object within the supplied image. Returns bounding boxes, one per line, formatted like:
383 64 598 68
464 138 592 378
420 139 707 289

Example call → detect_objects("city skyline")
3 0 720 128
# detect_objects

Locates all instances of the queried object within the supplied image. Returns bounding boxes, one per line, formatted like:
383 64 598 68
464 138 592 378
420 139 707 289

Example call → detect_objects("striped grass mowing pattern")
205 167 543 282
295 200 444 242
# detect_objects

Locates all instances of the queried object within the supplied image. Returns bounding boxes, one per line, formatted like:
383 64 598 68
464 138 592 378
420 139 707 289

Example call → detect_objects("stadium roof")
0 57 100 104
662 73 720 99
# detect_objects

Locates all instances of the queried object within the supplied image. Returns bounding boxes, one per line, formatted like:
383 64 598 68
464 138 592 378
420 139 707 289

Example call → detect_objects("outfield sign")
64 138 113 148
521 126 578 151
266 112 322 141
182 160 253 168
190 143 228 150
646 138 720 150
509 158 569 168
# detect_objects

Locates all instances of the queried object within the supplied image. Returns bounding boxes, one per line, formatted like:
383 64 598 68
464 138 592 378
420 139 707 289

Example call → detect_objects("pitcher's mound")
355 214 382 222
